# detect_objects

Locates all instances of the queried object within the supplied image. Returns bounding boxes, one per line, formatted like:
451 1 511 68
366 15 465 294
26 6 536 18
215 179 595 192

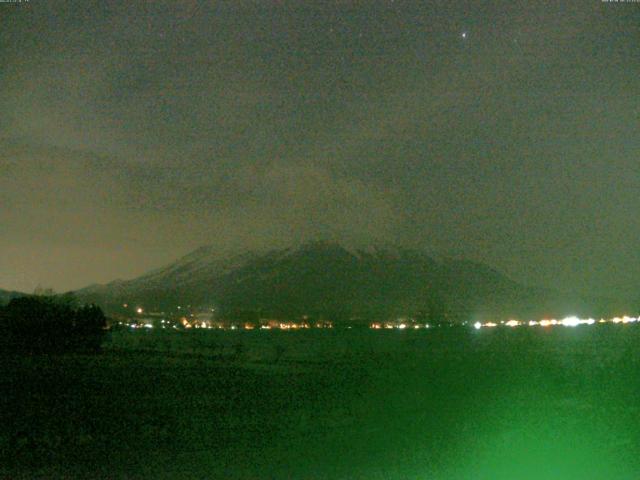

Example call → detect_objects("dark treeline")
0 295 108 353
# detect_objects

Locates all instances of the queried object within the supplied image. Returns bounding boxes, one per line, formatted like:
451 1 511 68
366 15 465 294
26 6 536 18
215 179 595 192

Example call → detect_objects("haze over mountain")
76 241 630 323
2 3 639 297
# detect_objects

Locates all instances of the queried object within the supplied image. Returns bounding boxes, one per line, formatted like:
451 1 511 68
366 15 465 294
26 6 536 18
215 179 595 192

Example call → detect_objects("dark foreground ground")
2 326 640 479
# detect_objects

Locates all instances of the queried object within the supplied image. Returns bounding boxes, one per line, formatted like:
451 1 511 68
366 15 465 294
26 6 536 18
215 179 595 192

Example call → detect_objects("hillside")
76 241 625 322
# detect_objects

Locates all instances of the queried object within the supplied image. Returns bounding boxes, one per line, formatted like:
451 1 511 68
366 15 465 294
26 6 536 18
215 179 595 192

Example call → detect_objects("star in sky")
1 1 639 296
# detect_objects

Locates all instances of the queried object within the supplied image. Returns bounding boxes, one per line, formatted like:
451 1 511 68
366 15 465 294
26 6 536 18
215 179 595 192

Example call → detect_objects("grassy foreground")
2 327 640 479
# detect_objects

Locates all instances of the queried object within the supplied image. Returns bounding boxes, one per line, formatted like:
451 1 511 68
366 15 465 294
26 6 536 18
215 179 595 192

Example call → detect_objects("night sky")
1 0 638 296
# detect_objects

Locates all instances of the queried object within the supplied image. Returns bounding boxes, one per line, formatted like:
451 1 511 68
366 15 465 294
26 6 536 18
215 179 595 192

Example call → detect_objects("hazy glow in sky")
0 1 638 294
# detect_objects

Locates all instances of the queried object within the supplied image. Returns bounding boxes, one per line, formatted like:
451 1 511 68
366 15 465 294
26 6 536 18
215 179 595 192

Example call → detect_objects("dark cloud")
1 1 639 295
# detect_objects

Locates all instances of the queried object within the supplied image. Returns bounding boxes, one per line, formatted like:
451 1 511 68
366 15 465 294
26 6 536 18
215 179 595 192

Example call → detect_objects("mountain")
76 241 627 323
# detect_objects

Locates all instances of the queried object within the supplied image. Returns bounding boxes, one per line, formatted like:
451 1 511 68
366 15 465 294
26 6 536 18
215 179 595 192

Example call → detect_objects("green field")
2 326 640 479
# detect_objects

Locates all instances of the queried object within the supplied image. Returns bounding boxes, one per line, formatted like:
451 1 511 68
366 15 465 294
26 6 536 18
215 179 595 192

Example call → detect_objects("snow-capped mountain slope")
75 240 616 321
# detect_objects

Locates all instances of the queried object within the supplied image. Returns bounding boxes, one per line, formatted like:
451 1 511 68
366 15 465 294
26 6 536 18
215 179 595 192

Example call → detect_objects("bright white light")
529 320 539 326
462 32 467 39
485 322 497 328
474 321 482 330
144 323 153 329
136 307 143 314
398 323 406 330
561 316 580 327
505 320 520 327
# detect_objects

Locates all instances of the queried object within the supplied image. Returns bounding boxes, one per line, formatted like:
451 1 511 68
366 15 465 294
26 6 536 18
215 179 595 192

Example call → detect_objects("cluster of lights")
119 310 638 332
370 322 430 330
257 322 333 330
473 315 638 330
275 323 308 330
122 320 333 331
125 322 161 330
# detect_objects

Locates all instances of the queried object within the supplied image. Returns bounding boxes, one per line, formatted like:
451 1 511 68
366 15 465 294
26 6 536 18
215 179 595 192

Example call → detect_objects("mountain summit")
76 241 617 322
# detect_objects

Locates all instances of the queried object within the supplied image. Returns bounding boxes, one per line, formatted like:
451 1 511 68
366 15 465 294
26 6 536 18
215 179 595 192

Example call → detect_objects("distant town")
112 303 640 332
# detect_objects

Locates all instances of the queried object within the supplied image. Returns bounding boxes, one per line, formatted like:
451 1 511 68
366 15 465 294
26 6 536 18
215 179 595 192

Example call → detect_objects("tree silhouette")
0 295 107 353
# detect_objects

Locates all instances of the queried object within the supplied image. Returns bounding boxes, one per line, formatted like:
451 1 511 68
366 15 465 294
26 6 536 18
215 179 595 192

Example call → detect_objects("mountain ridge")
75 240 628 322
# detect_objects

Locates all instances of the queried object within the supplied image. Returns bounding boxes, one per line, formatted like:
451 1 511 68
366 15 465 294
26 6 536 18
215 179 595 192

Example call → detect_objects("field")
2 326 640 479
